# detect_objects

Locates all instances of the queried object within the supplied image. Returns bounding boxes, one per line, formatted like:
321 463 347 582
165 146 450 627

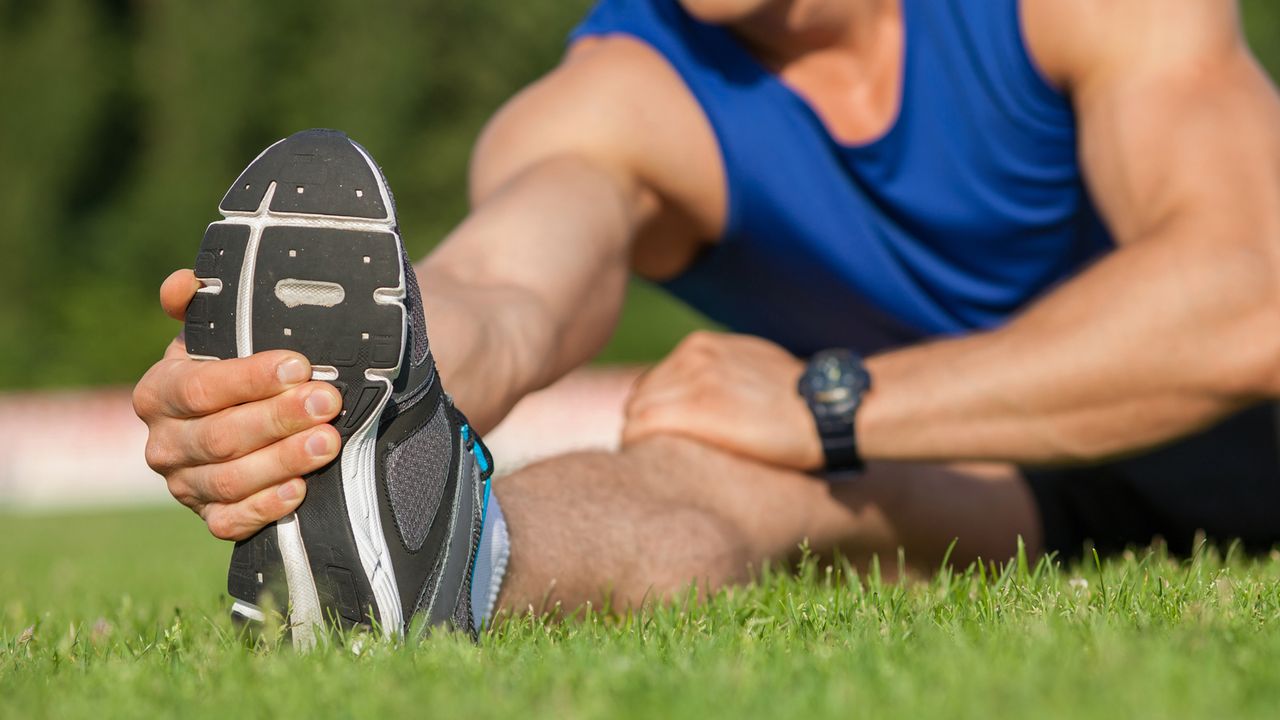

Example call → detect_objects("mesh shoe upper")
386 403 452 553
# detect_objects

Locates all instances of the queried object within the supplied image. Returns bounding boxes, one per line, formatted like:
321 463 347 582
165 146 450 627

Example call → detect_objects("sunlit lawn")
3 506 1279 719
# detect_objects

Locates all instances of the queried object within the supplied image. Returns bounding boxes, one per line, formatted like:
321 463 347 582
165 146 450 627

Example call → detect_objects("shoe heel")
227 523 285 622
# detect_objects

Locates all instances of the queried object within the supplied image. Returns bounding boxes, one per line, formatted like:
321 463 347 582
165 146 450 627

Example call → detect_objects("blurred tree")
0 0 1277 388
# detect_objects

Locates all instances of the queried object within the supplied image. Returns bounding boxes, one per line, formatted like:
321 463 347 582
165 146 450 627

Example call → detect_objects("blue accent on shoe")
464 421 493 604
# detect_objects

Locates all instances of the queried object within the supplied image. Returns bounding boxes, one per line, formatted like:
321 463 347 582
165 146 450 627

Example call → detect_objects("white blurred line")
0 367 638 513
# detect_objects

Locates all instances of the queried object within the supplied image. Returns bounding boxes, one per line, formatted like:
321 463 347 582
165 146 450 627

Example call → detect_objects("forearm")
416 156 639 432
859 225 1280 465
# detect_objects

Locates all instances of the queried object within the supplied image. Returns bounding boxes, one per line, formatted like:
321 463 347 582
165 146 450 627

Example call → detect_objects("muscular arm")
859 1 1280 464
417 156 638 431
411 55 646 431
410 37 720 431
622 2 1280 469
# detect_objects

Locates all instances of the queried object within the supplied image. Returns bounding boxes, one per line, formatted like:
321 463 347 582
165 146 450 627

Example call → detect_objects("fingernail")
278 358 309 385
305 430 334 457
304 389 337 418
277 480 301 501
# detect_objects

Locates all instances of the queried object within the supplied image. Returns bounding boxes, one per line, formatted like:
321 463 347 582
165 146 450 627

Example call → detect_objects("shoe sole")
186 129 407 647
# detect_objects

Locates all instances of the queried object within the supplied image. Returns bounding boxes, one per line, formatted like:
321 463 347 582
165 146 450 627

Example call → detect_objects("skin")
135 0 1280 609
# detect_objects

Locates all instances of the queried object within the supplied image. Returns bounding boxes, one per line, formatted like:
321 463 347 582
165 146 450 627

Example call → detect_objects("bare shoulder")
470 35 725 242
1021 0 1249 92
1022 0 1280 243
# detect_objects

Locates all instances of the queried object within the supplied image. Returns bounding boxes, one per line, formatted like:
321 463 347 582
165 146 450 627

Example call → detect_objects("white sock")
470 488 510 629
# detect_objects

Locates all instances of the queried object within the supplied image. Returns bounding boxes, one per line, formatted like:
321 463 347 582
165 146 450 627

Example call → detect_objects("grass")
3 507 1280 719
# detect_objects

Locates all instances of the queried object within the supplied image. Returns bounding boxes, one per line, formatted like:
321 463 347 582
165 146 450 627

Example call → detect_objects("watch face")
799 350 865 422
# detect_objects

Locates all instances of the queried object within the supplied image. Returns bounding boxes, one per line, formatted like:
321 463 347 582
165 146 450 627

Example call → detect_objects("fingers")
176 381 341 466
200 479 309 542
137 350 316 421
622 354 701 428
146 268 337 538
622 366 704 447
161 269 200 321
624 375 695 419
169 424 339 506
621 401 696 447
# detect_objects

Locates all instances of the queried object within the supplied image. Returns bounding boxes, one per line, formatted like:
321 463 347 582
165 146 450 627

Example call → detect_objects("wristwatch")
797 349 872 473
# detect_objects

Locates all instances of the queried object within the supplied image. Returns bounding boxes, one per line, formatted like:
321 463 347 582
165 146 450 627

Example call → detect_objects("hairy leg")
492 435 1041 615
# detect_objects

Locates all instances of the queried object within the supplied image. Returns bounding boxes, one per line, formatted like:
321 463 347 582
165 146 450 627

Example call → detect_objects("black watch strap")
821 426 863 473
798 349 871 474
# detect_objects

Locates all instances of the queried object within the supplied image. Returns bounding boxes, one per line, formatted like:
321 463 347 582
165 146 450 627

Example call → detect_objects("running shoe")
184 129 492 647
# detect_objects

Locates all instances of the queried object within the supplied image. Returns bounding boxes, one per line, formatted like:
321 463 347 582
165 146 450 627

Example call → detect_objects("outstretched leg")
491 435 1041 615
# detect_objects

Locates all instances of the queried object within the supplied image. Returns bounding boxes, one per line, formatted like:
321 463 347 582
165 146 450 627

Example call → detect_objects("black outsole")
185 224 248 359
188 129 404 632
252 226 402 436
219 130 389 219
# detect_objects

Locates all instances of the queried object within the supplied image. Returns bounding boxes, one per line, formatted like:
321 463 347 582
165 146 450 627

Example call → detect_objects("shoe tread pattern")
219 130 389 219
252 226 402 438
185 224 248 359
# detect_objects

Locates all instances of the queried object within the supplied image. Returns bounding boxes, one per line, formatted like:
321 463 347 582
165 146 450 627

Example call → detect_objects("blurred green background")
1 0 1278 390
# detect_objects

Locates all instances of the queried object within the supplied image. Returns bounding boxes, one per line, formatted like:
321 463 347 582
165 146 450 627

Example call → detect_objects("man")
134 0 1280 636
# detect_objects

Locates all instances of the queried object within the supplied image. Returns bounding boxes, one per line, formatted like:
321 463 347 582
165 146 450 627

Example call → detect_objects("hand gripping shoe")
184 129 493 647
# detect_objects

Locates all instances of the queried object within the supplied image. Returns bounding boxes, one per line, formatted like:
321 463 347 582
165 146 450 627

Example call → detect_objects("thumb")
160 269 200 322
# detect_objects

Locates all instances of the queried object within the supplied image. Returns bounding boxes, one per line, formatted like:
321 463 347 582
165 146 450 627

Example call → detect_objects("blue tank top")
571 0 1113 356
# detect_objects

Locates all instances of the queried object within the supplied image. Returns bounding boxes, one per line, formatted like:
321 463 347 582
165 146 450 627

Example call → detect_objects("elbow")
1249 315 1280 399
1251 222 1280 397
1196 211 1280 399
1222 267 1280 400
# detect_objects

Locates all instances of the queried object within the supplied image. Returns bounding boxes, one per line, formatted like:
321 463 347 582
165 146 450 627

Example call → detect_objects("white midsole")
275 513 322 647
339 373 403 638
343 138 406 638
230 599 266 623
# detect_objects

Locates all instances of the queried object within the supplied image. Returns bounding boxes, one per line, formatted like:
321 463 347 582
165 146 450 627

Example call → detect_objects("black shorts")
1024 403 1280 559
